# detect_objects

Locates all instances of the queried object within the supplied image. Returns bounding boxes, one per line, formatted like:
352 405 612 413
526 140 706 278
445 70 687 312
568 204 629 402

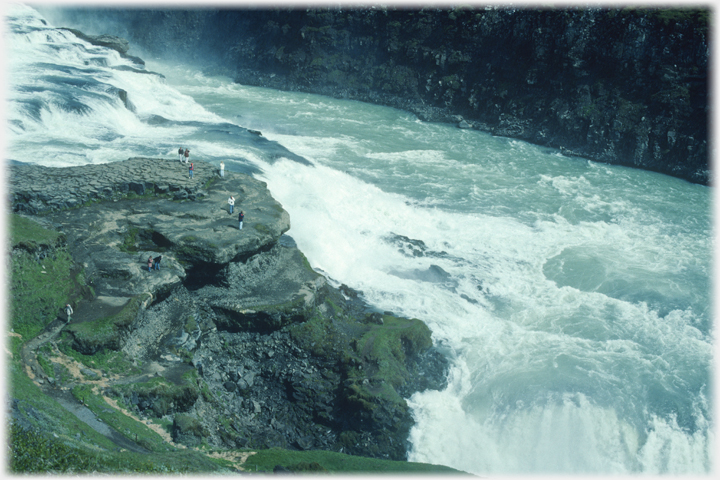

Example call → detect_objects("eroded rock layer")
10 157 448 461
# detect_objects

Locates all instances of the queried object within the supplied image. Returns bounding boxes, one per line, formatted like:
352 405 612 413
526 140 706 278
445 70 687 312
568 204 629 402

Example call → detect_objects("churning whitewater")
6 4 714 474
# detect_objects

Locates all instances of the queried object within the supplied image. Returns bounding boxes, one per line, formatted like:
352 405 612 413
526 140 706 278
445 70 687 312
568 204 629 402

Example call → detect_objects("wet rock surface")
10 157 449 461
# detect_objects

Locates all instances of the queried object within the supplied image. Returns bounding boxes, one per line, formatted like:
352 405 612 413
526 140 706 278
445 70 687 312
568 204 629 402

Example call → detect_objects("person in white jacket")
228 196 235 214
65 303 73 323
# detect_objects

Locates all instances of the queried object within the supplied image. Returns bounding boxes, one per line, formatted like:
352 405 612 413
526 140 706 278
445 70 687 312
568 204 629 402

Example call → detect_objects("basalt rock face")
51 7 709 184
10 158 448 461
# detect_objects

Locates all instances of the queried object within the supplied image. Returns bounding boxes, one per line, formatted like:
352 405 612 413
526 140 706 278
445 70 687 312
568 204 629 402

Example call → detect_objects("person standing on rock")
189 162 194 179
148 256 154 272
64 303 73 323
220 161 225 177
228 196 235 214
178 147 184 162
239 210 244 230
184 148 190 163
153 255 162 270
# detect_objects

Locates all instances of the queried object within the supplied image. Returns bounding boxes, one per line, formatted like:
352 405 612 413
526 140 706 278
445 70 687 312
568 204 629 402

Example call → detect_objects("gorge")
42 6 710 185
7 4 713 475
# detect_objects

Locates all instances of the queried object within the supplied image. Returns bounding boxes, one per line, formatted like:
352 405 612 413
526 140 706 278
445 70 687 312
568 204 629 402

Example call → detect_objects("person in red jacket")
189 162 194 179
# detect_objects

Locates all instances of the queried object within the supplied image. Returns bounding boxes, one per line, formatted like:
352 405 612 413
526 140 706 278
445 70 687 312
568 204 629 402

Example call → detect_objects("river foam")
7 4 714 474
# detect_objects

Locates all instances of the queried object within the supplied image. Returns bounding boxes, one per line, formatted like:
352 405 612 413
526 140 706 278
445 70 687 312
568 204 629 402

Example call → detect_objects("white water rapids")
5 4 715 475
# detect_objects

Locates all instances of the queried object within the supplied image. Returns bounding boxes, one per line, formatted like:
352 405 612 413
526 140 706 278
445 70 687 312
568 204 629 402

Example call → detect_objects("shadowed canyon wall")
49 6 710 184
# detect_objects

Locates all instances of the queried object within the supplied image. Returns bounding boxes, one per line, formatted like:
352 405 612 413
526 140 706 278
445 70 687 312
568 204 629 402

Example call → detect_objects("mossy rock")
9 214 80 340
172 413 208 446
184 315 197 334
56 344 140 378
289 307 433 460
288 313 347 358
352 314 433 391
337 381 414 460
119 227 140 253
111 375 199 418
10 214 65 251
345 381 381 412
65 294 148 355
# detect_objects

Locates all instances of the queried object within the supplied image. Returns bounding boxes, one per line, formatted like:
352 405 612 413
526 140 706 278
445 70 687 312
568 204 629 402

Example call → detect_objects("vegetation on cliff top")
9 215 74 340
65 294 148 354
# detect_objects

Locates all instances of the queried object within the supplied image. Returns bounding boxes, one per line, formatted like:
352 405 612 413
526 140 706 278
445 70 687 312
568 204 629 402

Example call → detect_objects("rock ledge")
10 157 448 462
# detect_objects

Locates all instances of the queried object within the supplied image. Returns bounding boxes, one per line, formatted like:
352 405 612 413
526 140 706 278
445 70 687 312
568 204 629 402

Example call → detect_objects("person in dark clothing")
239 211 244 230
153 255 162 270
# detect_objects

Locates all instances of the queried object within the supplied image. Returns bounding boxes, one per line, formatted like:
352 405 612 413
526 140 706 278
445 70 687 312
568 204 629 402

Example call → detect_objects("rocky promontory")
9 157 448 462
11 158 289 296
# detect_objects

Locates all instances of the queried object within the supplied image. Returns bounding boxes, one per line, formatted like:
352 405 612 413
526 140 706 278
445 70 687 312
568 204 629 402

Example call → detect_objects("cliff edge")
8 157 449 467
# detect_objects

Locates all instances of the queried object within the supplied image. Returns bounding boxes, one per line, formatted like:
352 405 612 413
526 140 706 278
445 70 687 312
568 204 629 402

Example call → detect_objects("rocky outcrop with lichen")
49 6 709 184
9 157 448 461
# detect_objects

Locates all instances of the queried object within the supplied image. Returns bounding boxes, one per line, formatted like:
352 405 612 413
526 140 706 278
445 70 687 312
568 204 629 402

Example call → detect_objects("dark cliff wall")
51 6 710 184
